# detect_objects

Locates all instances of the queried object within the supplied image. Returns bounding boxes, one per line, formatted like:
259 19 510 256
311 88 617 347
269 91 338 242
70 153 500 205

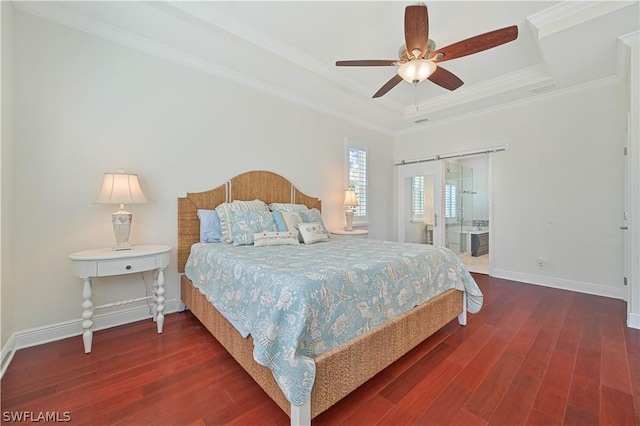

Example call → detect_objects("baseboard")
491 269 627 300
628 313 640 329
0 298 180 378
1 333 17 379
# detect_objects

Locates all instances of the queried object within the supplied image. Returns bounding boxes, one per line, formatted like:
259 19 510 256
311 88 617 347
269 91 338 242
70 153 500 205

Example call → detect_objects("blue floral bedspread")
185 238 482 406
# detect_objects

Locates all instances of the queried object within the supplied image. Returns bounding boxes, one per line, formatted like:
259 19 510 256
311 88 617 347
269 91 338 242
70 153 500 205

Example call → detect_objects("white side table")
331 229 369 238
68 244 172 353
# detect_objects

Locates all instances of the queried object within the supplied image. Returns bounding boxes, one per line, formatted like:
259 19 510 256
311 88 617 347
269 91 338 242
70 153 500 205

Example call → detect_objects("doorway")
397 147 502 276
397 154 493 275
444 156 490 274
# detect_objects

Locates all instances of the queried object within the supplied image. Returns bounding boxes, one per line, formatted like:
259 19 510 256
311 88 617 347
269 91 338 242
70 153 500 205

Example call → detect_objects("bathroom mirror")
397 161 444 246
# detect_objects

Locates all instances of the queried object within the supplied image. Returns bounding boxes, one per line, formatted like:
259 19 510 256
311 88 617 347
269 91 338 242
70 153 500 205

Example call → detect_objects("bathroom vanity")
470 231 489 257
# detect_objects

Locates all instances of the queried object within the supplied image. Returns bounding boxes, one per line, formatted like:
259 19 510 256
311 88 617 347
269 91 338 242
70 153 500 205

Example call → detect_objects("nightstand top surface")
69 244 172 261
330 229 368 235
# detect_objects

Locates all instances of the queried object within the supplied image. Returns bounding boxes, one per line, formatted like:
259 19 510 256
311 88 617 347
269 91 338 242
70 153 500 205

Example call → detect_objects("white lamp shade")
95 172 148 205
397 59 437 84
342 189 359 208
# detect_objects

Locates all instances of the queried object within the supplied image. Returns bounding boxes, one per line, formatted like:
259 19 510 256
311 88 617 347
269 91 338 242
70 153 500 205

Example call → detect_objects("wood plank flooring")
2 274 639 425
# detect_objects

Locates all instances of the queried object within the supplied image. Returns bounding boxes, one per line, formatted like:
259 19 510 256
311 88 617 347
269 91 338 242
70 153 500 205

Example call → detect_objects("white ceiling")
14 1 640 135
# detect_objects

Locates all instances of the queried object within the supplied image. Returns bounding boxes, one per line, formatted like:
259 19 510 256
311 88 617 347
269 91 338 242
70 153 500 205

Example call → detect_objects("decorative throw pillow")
253 231 300 247
272 211 304 240
297 222 329 244
269 202 310 213
215 199 270 244
196 209 222 243
231 211 277 246
300 208 329 235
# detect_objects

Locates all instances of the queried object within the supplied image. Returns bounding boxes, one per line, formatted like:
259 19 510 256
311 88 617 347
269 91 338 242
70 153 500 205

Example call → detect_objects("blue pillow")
197 209 222 243
231 211 277 246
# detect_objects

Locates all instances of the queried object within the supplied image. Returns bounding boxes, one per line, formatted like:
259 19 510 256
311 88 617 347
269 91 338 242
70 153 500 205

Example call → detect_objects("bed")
178 170 482 425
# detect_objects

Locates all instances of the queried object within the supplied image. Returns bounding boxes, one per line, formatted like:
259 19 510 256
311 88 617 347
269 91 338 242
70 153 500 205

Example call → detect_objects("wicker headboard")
177 170 322 272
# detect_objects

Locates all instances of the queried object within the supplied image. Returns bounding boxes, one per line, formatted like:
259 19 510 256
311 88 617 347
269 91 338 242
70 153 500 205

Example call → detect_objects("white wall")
396 80 627 299
3 10 393 343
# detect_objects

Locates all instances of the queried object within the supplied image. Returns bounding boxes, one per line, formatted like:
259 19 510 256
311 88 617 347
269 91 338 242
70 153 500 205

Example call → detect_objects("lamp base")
112 210 132 251
344 210 354 232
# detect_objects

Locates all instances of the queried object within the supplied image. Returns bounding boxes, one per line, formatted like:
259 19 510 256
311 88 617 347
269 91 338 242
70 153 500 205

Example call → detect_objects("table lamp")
342 188 359 231
94 169 148 250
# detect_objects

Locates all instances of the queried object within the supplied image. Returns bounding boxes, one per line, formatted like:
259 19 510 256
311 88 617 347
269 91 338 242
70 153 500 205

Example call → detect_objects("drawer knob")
125 265 132 270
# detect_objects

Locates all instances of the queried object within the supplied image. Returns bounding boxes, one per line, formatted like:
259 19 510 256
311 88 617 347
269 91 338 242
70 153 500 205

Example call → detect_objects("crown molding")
12 1 394 136
620 29 640 48
155 2 407 114
616 31 639 80
528 0 636 39
404 63 552 120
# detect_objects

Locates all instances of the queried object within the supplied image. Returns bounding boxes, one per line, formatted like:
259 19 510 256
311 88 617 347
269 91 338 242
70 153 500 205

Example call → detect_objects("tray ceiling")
13 1 640 134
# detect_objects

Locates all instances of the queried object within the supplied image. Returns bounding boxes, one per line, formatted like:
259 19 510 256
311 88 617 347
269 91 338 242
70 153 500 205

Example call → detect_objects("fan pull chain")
414 83 419 112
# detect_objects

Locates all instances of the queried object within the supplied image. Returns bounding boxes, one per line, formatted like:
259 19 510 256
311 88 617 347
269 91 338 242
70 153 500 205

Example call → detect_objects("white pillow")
297 222 329 244
215 202 235 244
300 208 330 235
233 199 269 212
269 202 309 212
253 231 300 247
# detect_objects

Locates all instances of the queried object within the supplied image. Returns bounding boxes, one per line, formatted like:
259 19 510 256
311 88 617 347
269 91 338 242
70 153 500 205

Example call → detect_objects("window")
445 183 457 218
411 176 424 219
348 146 367 217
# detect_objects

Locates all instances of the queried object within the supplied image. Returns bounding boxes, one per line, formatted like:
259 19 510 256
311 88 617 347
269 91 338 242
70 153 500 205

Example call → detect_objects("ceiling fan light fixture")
397 59 437 84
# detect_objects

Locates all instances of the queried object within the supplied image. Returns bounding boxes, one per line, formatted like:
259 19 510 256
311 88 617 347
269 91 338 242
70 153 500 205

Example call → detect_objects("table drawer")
97 257 157 276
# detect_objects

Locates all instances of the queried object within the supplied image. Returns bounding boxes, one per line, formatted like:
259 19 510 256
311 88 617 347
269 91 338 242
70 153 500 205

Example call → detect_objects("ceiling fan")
335 3 518 98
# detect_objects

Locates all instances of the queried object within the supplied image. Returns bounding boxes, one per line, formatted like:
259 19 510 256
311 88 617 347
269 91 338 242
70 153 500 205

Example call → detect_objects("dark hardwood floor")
2 274 639 425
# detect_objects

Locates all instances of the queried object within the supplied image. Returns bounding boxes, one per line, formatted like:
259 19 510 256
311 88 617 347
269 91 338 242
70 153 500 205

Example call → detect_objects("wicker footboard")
180 275 463 419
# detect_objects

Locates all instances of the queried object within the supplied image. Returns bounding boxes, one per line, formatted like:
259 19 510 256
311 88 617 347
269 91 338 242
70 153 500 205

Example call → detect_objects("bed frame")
178 170 466 425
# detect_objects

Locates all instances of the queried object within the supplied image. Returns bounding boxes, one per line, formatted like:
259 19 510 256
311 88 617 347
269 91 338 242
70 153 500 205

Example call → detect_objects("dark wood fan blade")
429 25 518 63
428 66 463 91
373 74 403 98
404 4 429 59
336 60 401 67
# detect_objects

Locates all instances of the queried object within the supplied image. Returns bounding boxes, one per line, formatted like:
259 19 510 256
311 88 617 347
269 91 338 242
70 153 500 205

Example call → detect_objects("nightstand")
68 244 172 353
330 229 369 238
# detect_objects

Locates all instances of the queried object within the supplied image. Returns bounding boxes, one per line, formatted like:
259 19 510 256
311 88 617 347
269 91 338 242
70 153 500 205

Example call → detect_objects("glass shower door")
445 161 474 254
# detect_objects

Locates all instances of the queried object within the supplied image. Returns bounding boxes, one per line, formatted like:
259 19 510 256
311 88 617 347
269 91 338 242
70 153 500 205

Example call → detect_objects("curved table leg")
154 268 165 333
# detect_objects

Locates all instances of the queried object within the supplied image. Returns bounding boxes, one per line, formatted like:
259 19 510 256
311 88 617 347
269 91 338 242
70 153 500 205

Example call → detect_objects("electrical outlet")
536 257 544 269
